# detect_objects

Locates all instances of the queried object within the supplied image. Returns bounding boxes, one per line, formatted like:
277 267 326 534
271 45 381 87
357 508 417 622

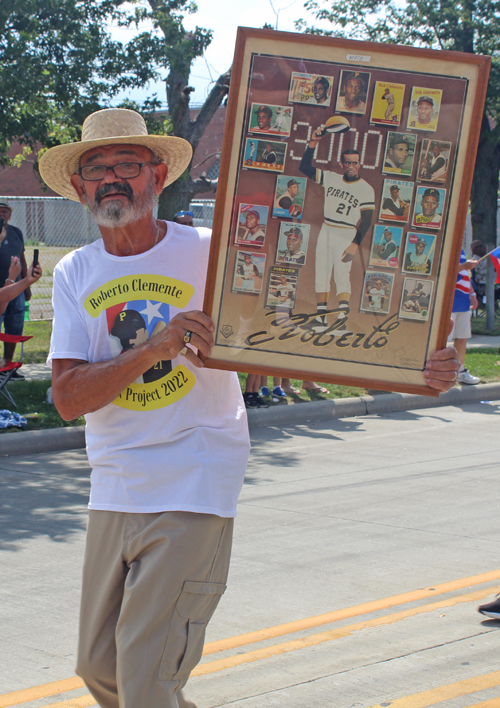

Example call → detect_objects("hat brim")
38 135 193 201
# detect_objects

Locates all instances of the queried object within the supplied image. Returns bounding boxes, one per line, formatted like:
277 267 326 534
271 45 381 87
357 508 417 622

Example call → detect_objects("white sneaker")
456 368 480 385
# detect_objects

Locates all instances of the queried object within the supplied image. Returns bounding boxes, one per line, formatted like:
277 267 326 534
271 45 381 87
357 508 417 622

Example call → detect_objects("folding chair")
0 333 33 408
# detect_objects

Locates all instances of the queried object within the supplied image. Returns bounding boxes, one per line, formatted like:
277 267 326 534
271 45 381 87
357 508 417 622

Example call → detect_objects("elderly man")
0 199 31 376
39 107 459 708
39 108 250 708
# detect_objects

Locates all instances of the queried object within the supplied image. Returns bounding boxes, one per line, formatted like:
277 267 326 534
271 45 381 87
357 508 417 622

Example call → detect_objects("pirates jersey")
314 170 375 228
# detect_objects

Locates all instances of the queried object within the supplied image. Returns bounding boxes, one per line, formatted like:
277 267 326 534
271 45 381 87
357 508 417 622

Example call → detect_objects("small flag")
489 246 500 283
456 249 470 294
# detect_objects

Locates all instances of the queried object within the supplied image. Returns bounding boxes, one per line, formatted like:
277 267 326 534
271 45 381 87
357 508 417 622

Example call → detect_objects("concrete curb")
1 426 86 456
242 382 500 428
2 382 500 455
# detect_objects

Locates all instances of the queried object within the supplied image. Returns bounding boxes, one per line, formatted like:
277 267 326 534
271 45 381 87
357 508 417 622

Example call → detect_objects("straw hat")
38 108 193 201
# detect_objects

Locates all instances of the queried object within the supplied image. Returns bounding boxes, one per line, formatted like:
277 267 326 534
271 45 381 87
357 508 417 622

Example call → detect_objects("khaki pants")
76 510 234 708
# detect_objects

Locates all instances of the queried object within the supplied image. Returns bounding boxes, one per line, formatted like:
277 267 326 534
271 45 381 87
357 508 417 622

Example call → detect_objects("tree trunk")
470 113 500 247
158 175 217 220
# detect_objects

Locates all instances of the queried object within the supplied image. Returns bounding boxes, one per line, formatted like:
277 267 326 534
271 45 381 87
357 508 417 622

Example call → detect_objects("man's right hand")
147 310 214 369
309 127 324 148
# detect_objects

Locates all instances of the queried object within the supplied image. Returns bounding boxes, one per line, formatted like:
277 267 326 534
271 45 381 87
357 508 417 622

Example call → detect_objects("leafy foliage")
296 0 500 243
1 1 227 217
0 1 213 161
296 0 500 118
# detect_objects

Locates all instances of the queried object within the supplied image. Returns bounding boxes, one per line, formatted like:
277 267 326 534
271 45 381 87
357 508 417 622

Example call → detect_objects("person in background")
450 248 480 385
243 373 269 408
173 210 194 226
0 257 42 317
0 199 31 378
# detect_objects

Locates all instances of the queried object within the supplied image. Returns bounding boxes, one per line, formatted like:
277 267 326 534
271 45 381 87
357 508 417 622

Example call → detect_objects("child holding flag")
449 249 480 385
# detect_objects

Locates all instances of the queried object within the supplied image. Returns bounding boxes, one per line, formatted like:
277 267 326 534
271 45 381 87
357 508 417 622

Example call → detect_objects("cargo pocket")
158 580 226 681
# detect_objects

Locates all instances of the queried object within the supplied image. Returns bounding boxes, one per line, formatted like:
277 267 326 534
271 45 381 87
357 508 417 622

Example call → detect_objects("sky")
110 0 325 107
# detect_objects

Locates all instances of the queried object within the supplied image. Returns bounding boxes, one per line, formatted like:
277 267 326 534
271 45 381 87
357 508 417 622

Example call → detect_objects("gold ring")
183 331 192 344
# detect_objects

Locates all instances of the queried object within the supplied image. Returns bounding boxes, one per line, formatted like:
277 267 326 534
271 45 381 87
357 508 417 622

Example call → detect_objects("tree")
296 0 500 246
136 0 230 219
0 1 160 159
0 1 228 220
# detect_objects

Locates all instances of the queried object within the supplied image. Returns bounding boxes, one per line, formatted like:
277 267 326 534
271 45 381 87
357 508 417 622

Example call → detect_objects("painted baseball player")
368 280 386 310
413 188 442 228
238 253 260 290
382 88 395 119
271 275 295 308
300 128 375 332
281 227 306 265
238 210 265 243
253 105 273 132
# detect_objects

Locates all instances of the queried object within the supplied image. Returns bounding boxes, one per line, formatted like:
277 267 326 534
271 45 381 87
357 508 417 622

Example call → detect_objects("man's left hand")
424 346 460 392
341 243 358 262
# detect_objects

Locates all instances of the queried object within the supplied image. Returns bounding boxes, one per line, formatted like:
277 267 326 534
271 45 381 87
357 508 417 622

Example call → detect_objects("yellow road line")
203 569 500 655
2 570 499 708
41 697 95 708
0 678 85 708
365 670 500 708
192 586 495 676
463 700 500 708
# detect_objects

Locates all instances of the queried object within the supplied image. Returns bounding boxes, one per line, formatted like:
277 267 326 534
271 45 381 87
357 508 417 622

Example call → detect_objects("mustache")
95 182 134 206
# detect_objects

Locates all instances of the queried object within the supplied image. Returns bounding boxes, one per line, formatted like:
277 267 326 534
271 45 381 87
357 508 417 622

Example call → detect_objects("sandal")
302 385 328 394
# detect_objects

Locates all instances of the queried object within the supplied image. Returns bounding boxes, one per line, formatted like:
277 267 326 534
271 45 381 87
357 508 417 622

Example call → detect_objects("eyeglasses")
78 162 156 181
176 211 194 217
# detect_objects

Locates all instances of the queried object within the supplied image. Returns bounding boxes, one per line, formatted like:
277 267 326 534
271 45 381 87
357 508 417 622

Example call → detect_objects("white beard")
86 180 157 228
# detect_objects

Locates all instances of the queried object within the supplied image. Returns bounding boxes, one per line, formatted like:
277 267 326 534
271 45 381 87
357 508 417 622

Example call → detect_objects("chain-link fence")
7 196 216 320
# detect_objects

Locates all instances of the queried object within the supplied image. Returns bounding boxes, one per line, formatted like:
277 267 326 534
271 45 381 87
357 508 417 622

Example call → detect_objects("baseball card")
235 204 269 247
273 175 307 219
412 186 446 230
335 70 371 115
359 271 394 315
265 266 299 310
379 179 414 223
276 222 310 266
370 81 406 125
402 232 436 275
243 138 287 172
382 132 417 176
248 103 293 137
232 251 266 294
368 224 404 269
399 277 434 321
417 139 451 183
407 87 443 132
288 72 334 106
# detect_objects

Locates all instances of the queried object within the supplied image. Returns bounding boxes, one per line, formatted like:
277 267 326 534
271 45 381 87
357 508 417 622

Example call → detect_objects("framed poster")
203 27 490 396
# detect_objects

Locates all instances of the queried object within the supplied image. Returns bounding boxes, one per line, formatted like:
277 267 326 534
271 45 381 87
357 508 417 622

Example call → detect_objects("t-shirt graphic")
107 299 171 384
84 274 196 411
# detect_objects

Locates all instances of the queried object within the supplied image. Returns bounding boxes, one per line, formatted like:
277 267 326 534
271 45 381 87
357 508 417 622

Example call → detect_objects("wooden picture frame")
203 27 490 396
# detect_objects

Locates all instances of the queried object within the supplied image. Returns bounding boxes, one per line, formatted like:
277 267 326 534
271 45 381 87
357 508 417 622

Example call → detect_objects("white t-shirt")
48 222 250 517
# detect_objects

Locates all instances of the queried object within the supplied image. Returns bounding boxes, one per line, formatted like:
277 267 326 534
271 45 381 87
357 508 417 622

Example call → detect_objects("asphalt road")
1 402 500 708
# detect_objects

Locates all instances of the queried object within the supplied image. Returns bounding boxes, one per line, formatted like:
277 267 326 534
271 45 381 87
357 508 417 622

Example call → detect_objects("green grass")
0 380 84 434
0 343 497 435
20 320 53 363
462 347 500 383
471 316 500 337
